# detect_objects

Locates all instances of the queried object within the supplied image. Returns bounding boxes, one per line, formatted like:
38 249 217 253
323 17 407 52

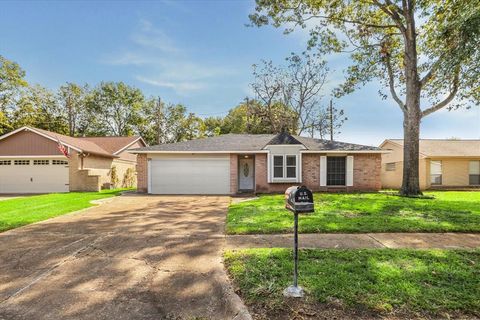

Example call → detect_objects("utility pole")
329 99 333 141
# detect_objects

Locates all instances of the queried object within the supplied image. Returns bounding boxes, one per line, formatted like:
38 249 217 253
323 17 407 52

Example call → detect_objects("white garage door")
0 158 69 193
150 156 230 194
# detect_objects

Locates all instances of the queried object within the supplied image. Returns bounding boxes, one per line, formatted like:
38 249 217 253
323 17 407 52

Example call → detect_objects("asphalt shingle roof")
132 133 381 152
386 139 480 157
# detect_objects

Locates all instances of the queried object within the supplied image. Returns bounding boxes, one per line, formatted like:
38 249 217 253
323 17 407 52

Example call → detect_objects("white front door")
238 158 254 191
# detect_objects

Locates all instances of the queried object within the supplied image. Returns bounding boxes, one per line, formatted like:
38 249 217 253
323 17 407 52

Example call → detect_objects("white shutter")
267 153 272 183
147 159 152 194
320 156 327 186
346 156 354 186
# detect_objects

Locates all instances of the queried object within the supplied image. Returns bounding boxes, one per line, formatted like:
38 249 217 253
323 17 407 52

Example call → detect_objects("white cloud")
103 19 237 95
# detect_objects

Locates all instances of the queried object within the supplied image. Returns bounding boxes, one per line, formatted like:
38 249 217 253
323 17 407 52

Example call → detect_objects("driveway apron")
0 194 248 320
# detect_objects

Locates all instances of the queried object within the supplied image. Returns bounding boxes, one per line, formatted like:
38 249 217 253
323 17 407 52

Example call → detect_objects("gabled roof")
0 126 145 158
381 139 480 157
132 132 382 153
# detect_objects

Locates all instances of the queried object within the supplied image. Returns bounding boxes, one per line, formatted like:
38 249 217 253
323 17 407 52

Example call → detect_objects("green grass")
0 189 129 232
227 191 480 234
225 248 480 317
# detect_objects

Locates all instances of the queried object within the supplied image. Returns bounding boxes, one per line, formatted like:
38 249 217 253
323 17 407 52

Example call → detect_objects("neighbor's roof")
383 139 480 157
0 126 144 158
132 133 382 153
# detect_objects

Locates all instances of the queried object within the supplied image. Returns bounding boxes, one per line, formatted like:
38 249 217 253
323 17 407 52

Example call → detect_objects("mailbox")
285 186 314 214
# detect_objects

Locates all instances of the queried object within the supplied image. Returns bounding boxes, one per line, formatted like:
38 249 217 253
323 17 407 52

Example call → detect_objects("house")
0 126 146 193
380 139 480 190
131 132 385 195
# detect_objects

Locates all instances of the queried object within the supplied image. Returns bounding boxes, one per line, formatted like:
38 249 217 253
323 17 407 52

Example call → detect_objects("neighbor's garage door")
150 156 230 194
0 158 69 193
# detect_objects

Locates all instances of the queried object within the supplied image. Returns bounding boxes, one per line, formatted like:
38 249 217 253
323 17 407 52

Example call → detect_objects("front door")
238 157 254 191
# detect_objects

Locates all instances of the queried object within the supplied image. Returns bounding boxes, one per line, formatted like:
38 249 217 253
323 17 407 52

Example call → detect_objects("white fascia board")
0 155 67 159
113 137 146 155
300 150 390 154
130 150 269 154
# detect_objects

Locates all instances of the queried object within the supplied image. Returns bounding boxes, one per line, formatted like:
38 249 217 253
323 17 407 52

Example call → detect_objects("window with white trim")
33 160 49 165
272 155 297 180
52 160 68 165
0 160 11 165
469 161 480 185
430 160 442 185
14 160 30 165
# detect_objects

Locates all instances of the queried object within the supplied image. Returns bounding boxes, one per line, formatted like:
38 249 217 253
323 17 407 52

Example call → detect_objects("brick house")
131 132 385 195
0 126 146 193
380 139 480 190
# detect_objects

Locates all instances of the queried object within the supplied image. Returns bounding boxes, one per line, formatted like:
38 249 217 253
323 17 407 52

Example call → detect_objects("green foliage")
0 55 28 111
110 165 119 188
227 191 480 234
0 189 126 232
58 82 91 136
122 167 136 188
225 248 480 317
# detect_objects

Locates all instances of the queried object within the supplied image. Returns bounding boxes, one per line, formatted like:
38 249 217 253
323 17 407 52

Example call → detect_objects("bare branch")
421 72 460 118
384 55 406 112
420 55 445 88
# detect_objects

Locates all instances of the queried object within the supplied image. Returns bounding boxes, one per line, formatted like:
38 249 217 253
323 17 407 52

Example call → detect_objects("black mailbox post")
284 186 314 298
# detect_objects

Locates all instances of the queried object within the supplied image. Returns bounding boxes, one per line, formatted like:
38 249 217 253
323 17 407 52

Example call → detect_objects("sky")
1 0 479 146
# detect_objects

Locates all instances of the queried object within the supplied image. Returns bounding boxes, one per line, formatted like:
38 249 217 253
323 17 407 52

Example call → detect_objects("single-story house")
0 126 146 193
380 139 480 190
131 132 385 195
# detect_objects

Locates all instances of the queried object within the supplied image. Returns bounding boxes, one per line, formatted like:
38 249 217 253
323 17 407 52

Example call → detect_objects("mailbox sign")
285 186 314 214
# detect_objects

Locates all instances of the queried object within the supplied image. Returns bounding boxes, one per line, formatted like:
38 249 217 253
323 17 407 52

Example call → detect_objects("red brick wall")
136 154 148 193
254 153 381 194
230 154 238 194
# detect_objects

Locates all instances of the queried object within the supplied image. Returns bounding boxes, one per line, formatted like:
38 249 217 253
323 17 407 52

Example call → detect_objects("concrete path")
226 232 480 250
0 195 251 320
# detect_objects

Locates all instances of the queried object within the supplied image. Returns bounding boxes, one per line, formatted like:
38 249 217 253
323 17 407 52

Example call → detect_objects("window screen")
286 155 296 178
469 161 480 185
327 157 346 186
430 160 442 185
385 162 396 171
273 155 283 178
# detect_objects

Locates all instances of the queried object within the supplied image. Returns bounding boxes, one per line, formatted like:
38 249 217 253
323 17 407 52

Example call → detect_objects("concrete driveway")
0 195 249 320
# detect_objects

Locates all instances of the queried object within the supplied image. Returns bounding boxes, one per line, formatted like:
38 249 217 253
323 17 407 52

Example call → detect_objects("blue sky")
1 0 478 145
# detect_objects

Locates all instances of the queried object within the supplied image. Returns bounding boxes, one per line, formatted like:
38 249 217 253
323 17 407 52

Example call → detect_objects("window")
0 160 11 165
33 160 49 165
14 160 30 165
469 161 480 185
327 157 346 186
52 160 68 165
385 162 396 171
273 156 284 178
430 160 442 185
272 155 297 180
286 155 296 178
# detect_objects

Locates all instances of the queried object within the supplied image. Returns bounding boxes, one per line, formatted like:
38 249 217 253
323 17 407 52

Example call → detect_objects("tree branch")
371 0 407 34
421 72 459 118
384 55 406 112
420 55 444 88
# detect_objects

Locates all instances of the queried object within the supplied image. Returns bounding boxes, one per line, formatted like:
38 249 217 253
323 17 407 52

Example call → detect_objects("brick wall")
230 154 238 194
136 154 148 193
255 153 381 194
69 151 103 192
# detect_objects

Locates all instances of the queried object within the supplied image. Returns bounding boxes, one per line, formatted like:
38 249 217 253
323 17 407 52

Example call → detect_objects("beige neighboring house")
0 126 146 193
380 139 480 190
131 132 386 195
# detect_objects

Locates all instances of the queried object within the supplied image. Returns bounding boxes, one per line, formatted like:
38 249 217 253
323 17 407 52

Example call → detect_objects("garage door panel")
150 157 230 194
0 159 69 193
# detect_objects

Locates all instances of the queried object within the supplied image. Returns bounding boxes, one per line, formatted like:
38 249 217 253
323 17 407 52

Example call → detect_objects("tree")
58 83 91 136
307 99 347 140
87 82 144 136
250 0 480 196
0 55 28 134
12 85 67 134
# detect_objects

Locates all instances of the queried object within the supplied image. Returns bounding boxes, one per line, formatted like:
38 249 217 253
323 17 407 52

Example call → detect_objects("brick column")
136 154 148 193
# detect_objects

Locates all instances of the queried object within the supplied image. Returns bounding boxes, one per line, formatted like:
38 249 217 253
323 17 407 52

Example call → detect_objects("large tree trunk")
400 107 422 196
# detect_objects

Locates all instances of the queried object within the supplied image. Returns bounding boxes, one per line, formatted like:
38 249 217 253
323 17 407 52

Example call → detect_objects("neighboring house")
131 132 385 195
380 139 480 190
0 126 146 193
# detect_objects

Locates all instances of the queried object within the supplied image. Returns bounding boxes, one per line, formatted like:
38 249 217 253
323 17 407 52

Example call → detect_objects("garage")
149 155 230 194
0 158 69 193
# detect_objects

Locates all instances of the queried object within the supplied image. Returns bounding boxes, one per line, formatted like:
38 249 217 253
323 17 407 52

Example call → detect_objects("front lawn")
227 191 480 234
225 248 480 319
0 189 128 232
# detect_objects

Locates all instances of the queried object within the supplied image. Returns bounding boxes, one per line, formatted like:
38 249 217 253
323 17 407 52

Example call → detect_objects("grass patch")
0 189 129 232
225 248 480 318
227 191 480 234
